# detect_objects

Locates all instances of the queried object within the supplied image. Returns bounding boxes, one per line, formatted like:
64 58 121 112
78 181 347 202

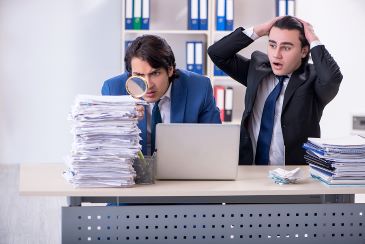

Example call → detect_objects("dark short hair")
271 16 310 64
125 35 178 82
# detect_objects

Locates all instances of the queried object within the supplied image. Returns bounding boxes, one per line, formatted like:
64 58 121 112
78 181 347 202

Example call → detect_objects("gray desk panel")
62 203 365 244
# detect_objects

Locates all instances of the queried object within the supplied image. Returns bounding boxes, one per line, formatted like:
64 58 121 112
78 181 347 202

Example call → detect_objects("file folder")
188 0 199 30
133 0 142 29
224 87 233 122
199 0 208 30
287 0 295 16
186 42 195 73
216 0 226 30
214 64 223 76
194 42 204 75
225 0 233 30
125 0 133 29
276 0 286 16
214 85 225 121
141 0 150 30
276 0 295 16
214 65 228 76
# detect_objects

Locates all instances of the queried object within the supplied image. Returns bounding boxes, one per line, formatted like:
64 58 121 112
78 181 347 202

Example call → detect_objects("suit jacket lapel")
282 67 307 112
170 77 187 123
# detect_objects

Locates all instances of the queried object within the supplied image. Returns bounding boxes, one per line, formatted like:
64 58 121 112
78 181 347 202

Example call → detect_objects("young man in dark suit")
102 35 221 155
208 16 343 165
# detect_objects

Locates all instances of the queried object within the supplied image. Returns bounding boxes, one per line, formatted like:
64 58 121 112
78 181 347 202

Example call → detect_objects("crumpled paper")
269 167 302 184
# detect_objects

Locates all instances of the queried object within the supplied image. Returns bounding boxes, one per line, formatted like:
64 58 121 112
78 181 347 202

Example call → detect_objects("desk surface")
19 163 365 197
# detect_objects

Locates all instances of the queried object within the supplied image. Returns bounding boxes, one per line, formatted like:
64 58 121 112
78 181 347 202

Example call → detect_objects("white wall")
296 0 365 138
0 0 121 164
0 0 364 164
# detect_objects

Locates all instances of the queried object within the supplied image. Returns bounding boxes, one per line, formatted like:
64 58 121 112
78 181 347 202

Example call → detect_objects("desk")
20 164 365 244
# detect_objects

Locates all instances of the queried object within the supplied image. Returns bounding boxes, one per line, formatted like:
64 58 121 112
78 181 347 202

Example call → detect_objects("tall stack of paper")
63 95 147 188
303 135 365 185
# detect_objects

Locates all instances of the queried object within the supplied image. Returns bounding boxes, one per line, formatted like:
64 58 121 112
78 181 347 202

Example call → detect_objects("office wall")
0 0 122 164
296 0 365 138
0 0 364 164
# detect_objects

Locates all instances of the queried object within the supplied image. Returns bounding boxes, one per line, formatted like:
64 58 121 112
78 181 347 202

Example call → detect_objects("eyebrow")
133 69 160 76
269 40 294 46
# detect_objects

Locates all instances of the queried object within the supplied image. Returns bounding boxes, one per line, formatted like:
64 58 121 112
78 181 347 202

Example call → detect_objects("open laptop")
155 123 240 180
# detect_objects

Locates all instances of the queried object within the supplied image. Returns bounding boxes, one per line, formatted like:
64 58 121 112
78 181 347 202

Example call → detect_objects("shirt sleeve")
242 27 259 41
310 40 323 49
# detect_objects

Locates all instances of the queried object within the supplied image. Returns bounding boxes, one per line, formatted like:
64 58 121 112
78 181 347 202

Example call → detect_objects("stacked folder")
186 41 204 75
276 0 295 17
303 135 365 185
213 85 233 122
125 0 150 30
188 0 208 30
216 0 234 31
63 95 147 188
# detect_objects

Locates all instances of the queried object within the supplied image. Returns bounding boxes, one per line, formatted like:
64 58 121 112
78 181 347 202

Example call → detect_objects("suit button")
282 124 286 128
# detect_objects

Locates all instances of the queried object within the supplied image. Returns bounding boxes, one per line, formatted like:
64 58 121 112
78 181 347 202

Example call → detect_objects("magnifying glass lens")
126 76 148 98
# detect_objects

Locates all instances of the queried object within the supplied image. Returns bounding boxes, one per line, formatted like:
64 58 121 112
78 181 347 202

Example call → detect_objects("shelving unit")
120 0 276 124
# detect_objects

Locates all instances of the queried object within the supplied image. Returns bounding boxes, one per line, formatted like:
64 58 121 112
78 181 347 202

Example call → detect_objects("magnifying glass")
125 75 148 99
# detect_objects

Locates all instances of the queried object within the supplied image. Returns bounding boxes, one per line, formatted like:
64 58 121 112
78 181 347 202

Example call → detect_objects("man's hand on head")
253 16 284 37
297 18 320 44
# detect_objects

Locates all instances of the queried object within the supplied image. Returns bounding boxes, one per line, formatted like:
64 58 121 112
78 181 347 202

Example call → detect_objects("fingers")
296 17 319 43
135 105 145 120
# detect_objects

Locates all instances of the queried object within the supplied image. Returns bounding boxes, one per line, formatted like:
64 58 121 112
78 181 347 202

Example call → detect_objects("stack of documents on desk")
303 135 365 185
63 95 147 188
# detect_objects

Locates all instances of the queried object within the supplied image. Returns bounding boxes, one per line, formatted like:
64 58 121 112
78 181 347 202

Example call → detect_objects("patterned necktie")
255 75 288 165
151 100 162 155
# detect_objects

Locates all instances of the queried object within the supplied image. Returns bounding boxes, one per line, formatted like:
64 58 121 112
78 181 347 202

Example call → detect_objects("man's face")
131 57 173 103
267 27 309 76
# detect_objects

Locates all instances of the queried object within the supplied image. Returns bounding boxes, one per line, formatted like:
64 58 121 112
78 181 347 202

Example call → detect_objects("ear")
167 67 174 77
301 46 309 58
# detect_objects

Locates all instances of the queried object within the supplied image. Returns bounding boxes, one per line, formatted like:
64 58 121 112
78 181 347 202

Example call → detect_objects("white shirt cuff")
242 27 259 41
310 40 323 49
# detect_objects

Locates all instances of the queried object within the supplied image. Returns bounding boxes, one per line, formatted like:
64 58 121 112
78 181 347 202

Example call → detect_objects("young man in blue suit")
208 16 343 165
102 35 221 155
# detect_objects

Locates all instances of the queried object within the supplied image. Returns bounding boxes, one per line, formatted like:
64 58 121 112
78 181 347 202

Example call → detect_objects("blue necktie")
255 75 287 165
151 100 162 155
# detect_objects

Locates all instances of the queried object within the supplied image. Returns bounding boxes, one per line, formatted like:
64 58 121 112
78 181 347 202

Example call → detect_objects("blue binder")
225 0 233 30
125 0 133 29
188 0 199 30
214 65 228 76
287 0 295 16
276 0 295 16
141 0 150 30
194 42 204 75
186 42 195 72
199 0 208 30
216 0 226 30
214 64 221 76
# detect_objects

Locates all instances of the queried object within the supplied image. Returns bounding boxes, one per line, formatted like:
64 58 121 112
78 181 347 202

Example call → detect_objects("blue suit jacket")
101 69 221 154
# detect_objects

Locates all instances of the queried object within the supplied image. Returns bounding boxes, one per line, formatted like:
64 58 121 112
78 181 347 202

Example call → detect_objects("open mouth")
272 62 283 70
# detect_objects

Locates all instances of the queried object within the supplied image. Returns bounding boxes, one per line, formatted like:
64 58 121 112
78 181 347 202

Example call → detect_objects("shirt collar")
274 73 292 81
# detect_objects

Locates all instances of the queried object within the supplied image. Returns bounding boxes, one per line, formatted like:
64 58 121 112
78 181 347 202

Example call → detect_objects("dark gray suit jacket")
208 27 343 165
